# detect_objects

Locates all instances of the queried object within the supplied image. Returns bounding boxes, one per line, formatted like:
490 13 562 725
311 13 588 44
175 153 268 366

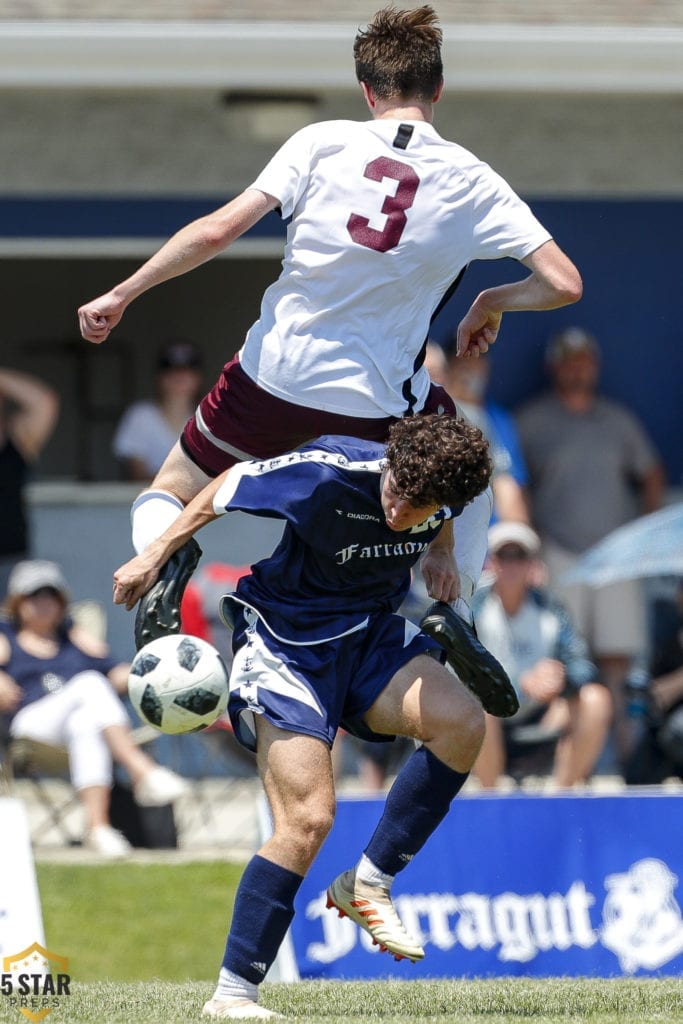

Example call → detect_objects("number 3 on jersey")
347 157 420 253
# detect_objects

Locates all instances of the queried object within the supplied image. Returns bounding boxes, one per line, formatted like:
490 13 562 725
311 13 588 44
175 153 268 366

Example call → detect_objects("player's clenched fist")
78 292 126 344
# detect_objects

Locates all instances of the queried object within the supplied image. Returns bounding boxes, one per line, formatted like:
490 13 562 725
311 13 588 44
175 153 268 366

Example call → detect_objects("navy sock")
364 745 469 877
222 854 304 985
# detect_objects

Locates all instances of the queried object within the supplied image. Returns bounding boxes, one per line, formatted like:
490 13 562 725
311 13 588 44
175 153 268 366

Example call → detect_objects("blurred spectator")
0 560 188 857
623 579 683 785
438 341 530 524
515 327 665 768
423 340 449 388
0 368 59 596
348 735 414 792
113 341 204 482
472 522 612 789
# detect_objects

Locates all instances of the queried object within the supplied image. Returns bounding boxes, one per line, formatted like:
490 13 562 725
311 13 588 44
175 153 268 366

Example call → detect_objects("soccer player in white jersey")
112 414 494 1019
78 5 581 651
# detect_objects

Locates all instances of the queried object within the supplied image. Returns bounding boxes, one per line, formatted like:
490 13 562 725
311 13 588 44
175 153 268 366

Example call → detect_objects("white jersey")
241 118 551 418
112 401 176 476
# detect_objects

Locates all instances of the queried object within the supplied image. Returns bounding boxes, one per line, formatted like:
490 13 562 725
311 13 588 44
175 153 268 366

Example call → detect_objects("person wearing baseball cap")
486 521 541 560
0 560 188 857
6 559 70 600
112 341 204 482
516 326 665 772
471 524 612 789
544 326 600 367
156 340 202 372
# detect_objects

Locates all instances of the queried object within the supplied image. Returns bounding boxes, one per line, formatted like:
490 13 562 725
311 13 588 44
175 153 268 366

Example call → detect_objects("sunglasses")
494 546 531 562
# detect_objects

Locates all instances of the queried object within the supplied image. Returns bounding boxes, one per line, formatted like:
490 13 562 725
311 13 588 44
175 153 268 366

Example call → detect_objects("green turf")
25 863 683 1023
35 861 244 981
1 979 681 1023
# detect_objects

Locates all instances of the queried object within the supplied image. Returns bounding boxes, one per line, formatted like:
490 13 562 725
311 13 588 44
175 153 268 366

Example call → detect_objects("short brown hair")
354 6 443 101
385 414 491 509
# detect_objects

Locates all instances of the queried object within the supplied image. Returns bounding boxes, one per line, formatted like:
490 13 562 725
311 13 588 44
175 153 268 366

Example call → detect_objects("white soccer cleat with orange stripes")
326 868 425 962
202 996 282 1019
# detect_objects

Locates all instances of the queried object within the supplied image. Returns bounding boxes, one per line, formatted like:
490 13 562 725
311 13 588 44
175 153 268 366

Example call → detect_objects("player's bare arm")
78 189 279 345
113 468 232 609
421 519 459 603
456 240 583 357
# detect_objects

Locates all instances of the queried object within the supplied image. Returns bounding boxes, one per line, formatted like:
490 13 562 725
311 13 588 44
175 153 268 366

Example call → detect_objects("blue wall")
429 200 683 487
4 196 681 483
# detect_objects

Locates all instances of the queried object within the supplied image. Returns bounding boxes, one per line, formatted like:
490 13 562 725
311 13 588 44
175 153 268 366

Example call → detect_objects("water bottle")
624 665 652 737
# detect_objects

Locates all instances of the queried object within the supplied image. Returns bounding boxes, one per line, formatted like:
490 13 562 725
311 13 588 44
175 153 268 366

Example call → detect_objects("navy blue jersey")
214 436 459 644
1 627 118 721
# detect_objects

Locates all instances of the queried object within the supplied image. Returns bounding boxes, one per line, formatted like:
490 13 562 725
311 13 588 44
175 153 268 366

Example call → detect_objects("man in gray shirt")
515 327 664 769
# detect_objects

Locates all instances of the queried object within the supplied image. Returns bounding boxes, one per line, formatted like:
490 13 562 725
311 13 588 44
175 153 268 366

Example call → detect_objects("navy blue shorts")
182 356 457 477
227 606 444 752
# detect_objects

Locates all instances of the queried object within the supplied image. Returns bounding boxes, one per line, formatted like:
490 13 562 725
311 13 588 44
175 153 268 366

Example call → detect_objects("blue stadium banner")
290 792 683 979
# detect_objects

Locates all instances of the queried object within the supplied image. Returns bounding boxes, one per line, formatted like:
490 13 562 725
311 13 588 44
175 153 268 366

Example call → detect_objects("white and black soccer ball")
128 633 229 735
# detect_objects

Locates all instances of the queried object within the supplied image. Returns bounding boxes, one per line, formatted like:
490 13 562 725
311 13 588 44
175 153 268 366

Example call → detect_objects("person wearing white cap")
0 560 189 857
471 523 612 789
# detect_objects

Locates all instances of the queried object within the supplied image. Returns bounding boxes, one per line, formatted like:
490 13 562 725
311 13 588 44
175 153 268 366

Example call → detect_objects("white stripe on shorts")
194 405 256 462
230 620 325 718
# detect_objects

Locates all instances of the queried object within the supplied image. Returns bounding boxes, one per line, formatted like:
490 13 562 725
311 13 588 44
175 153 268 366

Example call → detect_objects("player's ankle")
215 967 258 1003
356 853 395 889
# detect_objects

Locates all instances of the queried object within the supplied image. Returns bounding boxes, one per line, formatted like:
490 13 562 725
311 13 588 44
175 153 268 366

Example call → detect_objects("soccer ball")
128 633 229 735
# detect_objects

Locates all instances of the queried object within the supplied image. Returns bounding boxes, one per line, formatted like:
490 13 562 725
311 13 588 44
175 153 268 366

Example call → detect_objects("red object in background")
180 562 251 734
180 562 250 643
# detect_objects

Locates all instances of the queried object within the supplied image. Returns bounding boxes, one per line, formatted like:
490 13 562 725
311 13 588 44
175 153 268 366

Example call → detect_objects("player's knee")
435 689 485 762
458 694 486 753
287 797 336 859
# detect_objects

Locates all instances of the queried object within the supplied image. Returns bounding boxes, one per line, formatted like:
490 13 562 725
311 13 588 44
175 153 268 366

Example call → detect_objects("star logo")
2 942 70 1023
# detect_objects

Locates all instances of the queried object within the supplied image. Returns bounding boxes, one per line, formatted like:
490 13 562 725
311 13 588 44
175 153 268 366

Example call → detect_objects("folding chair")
8 736 81 845
7 725 161 846
0 742 13 796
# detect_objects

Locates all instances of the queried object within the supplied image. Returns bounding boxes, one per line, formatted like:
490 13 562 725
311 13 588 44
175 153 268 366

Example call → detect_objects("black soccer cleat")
134 538 203 651
420 601 519 718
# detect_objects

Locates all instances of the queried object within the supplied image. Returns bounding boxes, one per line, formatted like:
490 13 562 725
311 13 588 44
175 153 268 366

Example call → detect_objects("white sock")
454 594 474 625
131 490 184 554
356 853 395 890
454 487 493 599
214 967 258 1004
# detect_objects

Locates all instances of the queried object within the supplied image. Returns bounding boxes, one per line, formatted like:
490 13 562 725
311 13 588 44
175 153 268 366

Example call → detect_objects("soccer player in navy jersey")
113 414 494 1019
79 6 581 661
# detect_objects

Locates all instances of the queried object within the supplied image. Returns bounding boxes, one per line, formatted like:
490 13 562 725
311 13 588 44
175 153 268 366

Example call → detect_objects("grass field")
12 862 681 1024
1 979 681 1024
35 861 244 980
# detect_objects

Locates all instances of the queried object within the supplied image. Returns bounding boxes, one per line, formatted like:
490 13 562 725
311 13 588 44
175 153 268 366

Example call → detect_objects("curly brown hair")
385 414 492 509
353 6 443 102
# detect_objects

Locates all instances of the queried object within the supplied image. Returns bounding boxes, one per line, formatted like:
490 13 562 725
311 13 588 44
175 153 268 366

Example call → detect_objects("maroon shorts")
182 356 457 477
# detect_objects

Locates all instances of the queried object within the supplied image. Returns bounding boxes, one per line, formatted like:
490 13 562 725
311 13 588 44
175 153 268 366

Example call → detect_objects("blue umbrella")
562 502 683 586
